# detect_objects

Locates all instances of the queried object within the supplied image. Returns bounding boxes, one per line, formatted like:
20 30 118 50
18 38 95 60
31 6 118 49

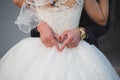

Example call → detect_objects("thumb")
60 37 71 51
54 33 61 42
50 37 61 51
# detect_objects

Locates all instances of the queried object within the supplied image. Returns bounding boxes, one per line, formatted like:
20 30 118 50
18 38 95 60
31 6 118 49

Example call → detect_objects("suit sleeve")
79 9 110 45
80 0 111 46
84 18 110 45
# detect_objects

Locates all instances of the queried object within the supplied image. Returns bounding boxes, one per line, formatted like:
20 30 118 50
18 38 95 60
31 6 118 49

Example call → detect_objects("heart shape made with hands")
54 33 67 43
54 33 68 51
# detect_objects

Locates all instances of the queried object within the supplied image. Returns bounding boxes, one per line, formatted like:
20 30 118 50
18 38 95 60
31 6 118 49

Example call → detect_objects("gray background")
0 0 29 57
0 0 120 74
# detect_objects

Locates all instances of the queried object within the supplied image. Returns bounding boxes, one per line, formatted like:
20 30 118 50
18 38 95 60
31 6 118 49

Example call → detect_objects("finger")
66 40 76 46
54 33 61 42
42 40 50 47
50 37 60 51
42 38 53 47
61 31 68 42
67 43 77 48
45 39 54 47
60 37 72 51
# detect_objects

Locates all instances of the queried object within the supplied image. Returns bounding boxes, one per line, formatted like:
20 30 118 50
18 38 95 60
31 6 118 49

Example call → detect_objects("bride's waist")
39 16 79 34
42 19 79 34
37 8 81 34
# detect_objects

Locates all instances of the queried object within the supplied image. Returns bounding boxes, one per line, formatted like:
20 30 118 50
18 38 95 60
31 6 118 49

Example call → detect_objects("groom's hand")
37 22 61 51
60 28 81 51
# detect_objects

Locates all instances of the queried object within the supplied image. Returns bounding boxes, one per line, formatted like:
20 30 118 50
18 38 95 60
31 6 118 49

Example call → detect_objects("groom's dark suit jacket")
31 0 111 46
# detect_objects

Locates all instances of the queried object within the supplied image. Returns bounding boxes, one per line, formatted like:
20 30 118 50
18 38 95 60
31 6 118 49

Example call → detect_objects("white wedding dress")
0 0 120 80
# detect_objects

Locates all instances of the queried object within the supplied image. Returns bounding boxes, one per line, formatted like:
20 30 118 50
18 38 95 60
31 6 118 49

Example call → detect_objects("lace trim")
15 2 41 33
26 0 84 8
26 0 54 6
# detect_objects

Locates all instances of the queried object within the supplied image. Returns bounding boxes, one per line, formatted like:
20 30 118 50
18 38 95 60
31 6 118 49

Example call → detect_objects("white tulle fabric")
15 0 84 33
0 0 120 80
0 38 119 80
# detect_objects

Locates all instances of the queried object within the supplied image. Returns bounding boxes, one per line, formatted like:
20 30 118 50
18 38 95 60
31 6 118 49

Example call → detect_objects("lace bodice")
15 0 84 34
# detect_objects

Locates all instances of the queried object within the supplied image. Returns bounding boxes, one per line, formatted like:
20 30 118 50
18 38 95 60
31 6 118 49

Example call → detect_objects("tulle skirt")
0 37 119 80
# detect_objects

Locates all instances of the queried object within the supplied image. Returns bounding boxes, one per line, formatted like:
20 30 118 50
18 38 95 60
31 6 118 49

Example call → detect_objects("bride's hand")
37 21 61 51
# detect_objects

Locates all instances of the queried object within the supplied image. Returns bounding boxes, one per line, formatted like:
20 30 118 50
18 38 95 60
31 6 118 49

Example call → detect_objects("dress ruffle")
0 38 119 80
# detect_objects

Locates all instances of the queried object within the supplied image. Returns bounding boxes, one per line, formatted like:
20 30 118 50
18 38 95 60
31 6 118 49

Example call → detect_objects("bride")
0 0 119 80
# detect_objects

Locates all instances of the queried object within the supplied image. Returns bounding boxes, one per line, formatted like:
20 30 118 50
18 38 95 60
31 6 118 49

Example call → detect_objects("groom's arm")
80 9 110 46
81 17 110 46
80 0 111 46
